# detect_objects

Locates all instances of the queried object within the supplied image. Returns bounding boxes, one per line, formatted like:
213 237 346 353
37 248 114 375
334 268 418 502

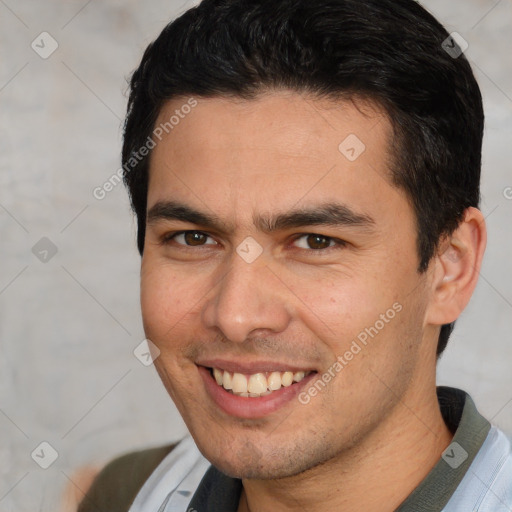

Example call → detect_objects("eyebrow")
256 203 375 233
147 202 230 231
146 200 375 234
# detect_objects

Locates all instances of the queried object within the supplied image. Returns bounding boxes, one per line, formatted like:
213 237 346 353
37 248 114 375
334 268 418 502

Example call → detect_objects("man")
79 0 512 510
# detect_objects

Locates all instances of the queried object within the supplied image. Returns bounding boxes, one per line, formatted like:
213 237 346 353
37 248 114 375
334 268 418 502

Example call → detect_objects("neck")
238 385 452 512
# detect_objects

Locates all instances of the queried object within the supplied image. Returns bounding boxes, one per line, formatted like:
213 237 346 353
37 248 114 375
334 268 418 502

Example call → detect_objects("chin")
214 459 295 480
199 441 323 480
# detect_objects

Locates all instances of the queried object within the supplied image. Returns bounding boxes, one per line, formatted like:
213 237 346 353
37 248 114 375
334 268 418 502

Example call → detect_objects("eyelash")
160 230 347 252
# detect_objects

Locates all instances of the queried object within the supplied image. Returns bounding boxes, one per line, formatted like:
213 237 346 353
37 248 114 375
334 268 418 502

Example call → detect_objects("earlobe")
426 207 487 326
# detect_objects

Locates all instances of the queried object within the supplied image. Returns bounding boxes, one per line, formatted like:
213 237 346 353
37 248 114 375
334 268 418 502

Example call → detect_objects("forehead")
152 91 391 162
147 92 406 225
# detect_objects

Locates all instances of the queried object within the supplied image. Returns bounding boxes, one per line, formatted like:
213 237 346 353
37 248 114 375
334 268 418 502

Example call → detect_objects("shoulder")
77 443 176 512
447 426 512 511
478 428 512 509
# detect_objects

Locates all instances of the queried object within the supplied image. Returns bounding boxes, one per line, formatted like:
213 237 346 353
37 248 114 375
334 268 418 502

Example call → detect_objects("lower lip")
198 366 317 419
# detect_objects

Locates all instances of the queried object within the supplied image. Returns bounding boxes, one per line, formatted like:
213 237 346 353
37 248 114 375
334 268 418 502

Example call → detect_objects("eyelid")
161 230 218 246
290 233 348 250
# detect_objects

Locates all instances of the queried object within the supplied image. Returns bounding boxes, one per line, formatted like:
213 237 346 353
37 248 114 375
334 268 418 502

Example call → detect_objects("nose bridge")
202 252 291 343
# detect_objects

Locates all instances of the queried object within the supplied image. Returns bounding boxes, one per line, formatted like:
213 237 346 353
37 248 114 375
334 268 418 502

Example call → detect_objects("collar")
396 386 490 510
187 386 490 512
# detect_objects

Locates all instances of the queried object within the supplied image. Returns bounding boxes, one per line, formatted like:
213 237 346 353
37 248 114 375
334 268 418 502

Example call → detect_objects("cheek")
286 270 396 349
140 264 203 383
140 262 190 339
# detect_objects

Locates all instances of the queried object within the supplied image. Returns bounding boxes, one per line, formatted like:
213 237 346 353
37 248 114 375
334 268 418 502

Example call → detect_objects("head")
122 0 485 478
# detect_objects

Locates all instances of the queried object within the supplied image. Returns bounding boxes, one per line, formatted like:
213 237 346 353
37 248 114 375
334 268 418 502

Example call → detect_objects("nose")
201 252 292 343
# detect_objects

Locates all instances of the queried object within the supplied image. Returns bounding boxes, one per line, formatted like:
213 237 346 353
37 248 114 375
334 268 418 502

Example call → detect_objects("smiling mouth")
208 367 314 397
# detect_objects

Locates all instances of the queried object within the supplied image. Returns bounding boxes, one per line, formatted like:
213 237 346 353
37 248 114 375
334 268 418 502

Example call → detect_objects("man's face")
141 92 436 479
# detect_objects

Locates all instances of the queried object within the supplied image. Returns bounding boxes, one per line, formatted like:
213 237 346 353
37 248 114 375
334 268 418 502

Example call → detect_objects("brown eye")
293 234 335 250
184 232 208 246
306 234 332 249
292 234 347 251
168 231 217 247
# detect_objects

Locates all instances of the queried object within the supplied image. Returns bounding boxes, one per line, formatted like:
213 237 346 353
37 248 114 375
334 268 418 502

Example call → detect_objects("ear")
425 207 487 326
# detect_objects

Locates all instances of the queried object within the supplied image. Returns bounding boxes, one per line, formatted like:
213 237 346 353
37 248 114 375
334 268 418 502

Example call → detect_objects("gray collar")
188 386 490 512
396 386 490 510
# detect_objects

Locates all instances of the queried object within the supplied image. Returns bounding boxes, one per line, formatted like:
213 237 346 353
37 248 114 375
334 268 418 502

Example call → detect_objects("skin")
140 91 486 511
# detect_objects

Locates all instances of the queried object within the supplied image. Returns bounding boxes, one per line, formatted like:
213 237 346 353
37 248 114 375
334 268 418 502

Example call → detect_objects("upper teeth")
212 368 309 397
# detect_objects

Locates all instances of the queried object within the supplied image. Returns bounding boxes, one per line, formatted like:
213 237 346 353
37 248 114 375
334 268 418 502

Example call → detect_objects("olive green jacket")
78 444 175 512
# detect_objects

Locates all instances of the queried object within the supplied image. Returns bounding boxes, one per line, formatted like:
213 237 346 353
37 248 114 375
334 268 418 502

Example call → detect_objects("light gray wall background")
0 0 511 510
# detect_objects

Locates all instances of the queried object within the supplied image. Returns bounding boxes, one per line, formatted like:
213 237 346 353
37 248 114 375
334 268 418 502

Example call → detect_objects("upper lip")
196 359 316 374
